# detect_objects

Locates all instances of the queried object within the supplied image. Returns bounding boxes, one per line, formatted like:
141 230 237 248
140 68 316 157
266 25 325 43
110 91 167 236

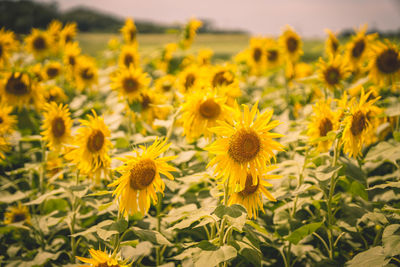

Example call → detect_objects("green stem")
40 141 47 194
70 170 80 262
156 192 163 266
218 179 230 267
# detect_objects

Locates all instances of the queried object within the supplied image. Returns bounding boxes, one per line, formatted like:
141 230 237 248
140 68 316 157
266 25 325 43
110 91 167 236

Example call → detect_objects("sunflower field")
0 18 400 267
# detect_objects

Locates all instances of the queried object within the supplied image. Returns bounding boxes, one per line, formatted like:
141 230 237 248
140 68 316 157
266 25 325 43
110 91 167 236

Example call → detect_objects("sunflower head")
25 29 51 59
4 202 31 225
317 55 350 91
325 29 340 56
111 66 150 102
44 61 62 80
108 138 176 216
76 248 127 267
138 89 170 127
264 38 282 69
74 55 98 91
279 26 303 62
121 18 137 45
60 22 77 46
346 25 378 69
119 45 140 68
0 28 18 67
177 65 204 93
155 75 176 95
0 104 17 135
180 18 202 49
368 40 400 86
63 42 81 69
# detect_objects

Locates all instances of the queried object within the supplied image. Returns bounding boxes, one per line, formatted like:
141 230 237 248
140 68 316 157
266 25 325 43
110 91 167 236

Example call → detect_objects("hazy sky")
40 0 400 37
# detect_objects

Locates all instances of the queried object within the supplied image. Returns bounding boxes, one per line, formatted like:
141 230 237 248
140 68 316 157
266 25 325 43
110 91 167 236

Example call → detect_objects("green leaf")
26 188 65 205
350 181 368 200
193 245 237 267
109 218 128 233
121 241 152 260
197 240 218 251
131 226 172 246
285 221 323 245
86 190 113 197
213 204 246 219
347 246 389 267
394 131 400 142
0 191 26 203
382 224 400 257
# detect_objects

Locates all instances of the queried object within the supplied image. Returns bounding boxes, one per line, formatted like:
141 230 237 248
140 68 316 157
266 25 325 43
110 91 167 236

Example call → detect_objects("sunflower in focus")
345 25 377 70
265 38 282 69
4 202 31 225
119 45 140 68
111 66 150 103
121 18 137 45
180 18 202 49
0 104 16 135
228 166 280 219
41 102 72 152
341 89 381 158
109 138 176 216
368 40 400 87
0 28 18 67
44 61 62 81
181 88 231 142
60 22 77 46
279 26 303 62
74 56 98 91
76 248 127 267
65 110 112 181
325 29 340 56
25 29 51 59
139 89 170 127
207 102 284 191
307 99 339 152
317 54 350 91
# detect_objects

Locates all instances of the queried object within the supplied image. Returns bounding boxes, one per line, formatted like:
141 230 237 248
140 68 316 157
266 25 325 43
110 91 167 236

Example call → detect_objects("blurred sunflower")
76 248 127 267
25 29 51 59
154 75 176 95
46 20 62 46
228 166 280 219
0 104 16 135
341 89 381 158
317 54 350 91
43 85 68 103
368 40 400 86
345 25 377 70
44 61 62 81
4 202 31 225
158 43 178 71
180 18 202 49
177 65 203 93
279 26 303 62
0 28 18 67
248 37 266 74
207 102 284 191
121 18 137 45
0 136 8 160
29 63 44 82
197 48 214 66
60 22 77 46
41 102 72 152
108 138 176 216
307 99 339 152
139 89 170 127
181 88 231 142
325 29 340 56
63 42 81 70
65 110 112 181
111 66 150 103
265 38 283 69
74 56 98 91
119 45 140 68
210 65 235 88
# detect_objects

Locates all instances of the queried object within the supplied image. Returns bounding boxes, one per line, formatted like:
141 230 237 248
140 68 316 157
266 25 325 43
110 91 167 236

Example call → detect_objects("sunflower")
111 66 150 103
118 45 140 68
325 29 340 56
63 42 81 70
0 71 43 110
279 26 303 62
228 166 280 219
46 20 62 54
76 248 127 267
207 102 284 191
138 89 170 127
158 43 178 71
0 28 18 67
29 63 44 82
108 138 176 216
341 89 381 158
74 56 98 91
4 202 31 225
180 18 202 49
307 99 339 152
345 25 377 70
121 18 137 45
181 88 231 142
210 65 235 88
65 110 112 181
25 29 51 59
317 54 350 91
0 104 16 135
43 85 68 103
0 136 8 160
368 40 400 86
248 37 266 74
154 75 176 96
264 38 283 69
197 49 214 66
60 22 77 46
44 61 62 81
41 102 72 152
177 65 204 93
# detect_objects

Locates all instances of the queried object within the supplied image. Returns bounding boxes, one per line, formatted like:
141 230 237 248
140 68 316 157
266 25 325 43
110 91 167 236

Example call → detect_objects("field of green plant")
0 18 400 267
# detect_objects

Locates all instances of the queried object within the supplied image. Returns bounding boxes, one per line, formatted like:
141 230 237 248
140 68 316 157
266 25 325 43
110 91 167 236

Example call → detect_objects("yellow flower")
46 20 62 53
265 38 283 69
177 65 204 93
0 136 8 160
325 29 340 56
76 248 127 267
158 43 178 72
197 48 214 66
4 202 31 225
118 45 140 68
279 26 303 62
228 166 280 219
345 25 378 70
368 40 400 87
41 102 72 152
108 138 176 216
294 62 314 79
43 85 68 103
63 42 81 70
65 110 112 181
307 99 339 152
181 88 232 142
60 22 77 46
180 18 202 49
247 37 266 74
139 89 170 127
207 102 284 191
44 61 62 81
154 75 176 96
317 54 350 91
0 28 18 67
0 104 16 135
74 56 98 91
46 152 64 179
0 71 43 110
25 29 51 59
29 63 45 82
121 18 137 45
111 66 150 103
341 88 381 158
